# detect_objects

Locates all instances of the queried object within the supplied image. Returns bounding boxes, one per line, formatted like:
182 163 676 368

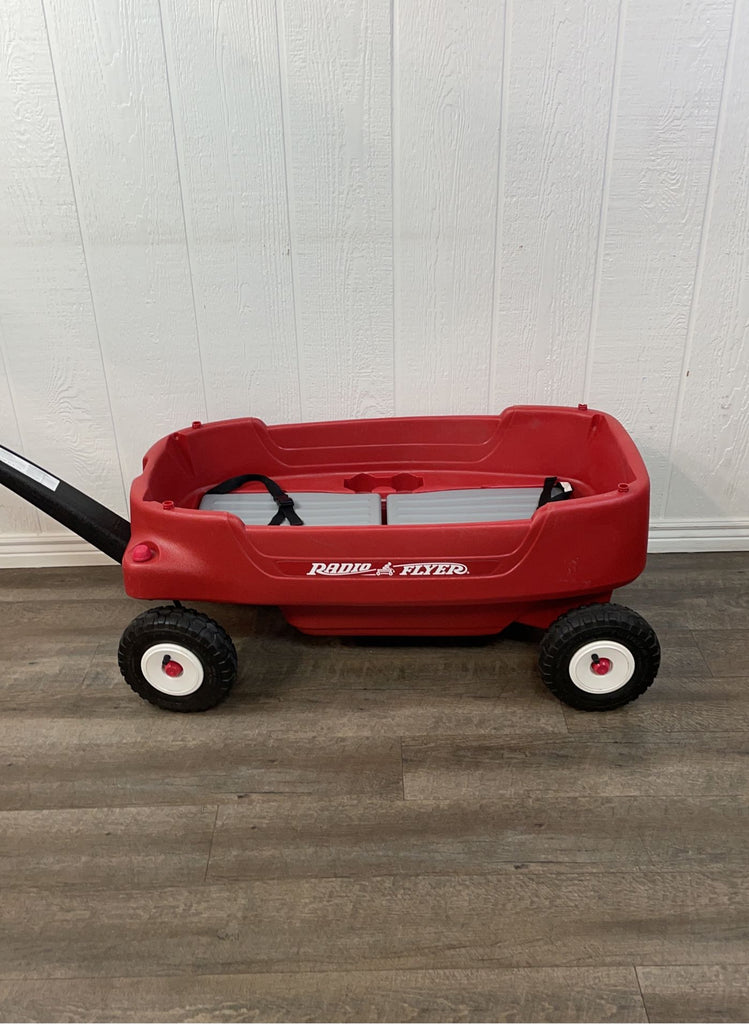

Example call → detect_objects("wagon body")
0 403 658 712
123 405 649 636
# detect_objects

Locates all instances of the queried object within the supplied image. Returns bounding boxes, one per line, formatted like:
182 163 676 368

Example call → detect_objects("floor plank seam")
633 960 749 968
2 960 746 985
5 867 749 900
633 964 651 1023
5 865 749 894
202 804 220 884
0 964 678 983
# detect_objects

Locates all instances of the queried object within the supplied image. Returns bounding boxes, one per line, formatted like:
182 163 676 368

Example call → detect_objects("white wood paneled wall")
1 0 748 565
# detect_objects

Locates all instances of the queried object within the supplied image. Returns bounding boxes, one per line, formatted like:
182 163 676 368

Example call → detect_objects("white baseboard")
1 519 748 568
647 518 749 552
0 533 116 568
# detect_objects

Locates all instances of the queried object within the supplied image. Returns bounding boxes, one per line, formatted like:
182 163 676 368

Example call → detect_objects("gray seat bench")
200 482 569 527
386 484 568 525
199 491 381 526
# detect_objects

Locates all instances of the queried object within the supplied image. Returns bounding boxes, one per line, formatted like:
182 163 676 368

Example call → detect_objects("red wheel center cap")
163 659 184 678
591 656 612 676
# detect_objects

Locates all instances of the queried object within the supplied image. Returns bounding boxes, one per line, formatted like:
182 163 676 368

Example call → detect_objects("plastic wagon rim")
568 639 636 694
140 642 204 696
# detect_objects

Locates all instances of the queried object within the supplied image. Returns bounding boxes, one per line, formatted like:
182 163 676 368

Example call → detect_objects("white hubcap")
140 642 204 697
568 640 635 694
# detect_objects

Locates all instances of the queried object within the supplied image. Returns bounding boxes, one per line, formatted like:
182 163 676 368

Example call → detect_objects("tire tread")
538 602 660 712
118 606 237 712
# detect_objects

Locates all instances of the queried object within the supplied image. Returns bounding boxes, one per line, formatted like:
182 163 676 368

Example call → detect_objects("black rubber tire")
118 606 237 712
538 603 660 711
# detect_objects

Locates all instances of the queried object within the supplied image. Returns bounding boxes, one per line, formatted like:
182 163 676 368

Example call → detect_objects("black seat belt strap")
206 474 304 526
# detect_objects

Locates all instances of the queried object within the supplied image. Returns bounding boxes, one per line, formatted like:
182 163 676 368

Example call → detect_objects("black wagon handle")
0 443 131 563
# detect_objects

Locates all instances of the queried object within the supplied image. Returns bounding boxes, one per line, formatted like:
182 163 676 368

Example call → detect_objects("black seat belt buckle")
537 477 573 509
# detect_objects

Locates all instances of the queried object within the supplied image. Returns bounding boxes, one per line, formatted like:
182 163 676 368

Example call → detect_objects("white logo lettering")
307 562 374 576
307 561 469 577
397 562 469 576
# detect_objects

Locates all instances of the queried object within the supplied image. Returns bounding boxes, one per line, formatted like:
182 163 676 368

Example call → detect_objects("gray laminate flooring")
0 553 748 1022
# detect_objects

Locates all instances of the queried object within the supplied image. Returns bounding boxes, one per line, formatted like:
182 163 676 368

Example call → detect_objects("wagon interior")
139 407 637 529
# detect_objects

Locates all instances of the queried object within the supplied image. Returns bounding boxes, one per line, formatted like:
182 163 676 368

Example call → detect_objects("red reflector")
131 543 155 563
163 660 183 677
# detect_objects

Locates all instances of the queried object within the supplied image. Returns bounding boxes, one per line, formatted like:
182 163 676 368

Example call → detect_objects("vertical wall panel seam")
273 0 304 420
487 0 511 415
582 0 627 402
0 327 25 454
390 0 398 414
660 0 740 518
0 323 41 531
155 0 209 421
38 0 129 512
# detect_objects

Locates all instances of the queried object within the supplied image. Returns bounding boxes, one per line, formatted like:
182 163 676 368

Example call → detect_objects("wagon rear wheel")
118 606 237 712
539 603 660 711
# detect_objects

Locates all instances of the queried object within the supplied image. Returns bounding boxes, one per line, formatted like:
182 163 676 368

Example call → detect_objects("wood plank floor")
0 553 748 1022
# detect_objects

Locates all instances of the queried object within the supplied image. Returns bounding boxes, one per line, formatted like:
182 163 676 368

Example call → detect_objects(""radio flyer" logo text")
307 561 469 577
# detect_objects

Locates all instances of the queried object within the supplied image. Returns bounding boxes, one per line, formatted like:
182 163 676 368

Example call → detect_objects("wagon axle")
590 653 613 675
161 656 184 678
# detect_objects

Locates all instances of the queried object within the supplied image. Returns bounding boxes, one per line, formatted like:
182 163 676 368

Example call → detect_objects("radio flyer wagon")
0 404 660 712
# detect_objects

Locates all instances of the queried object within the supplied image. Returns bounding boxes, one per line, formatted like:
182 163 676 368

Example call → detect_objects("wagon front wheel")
539 603 660 711
118 606 237 712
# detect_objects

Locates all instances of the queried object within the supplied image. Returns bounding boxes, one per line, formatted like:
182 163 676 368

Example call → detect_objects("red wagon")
0 404 660 712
